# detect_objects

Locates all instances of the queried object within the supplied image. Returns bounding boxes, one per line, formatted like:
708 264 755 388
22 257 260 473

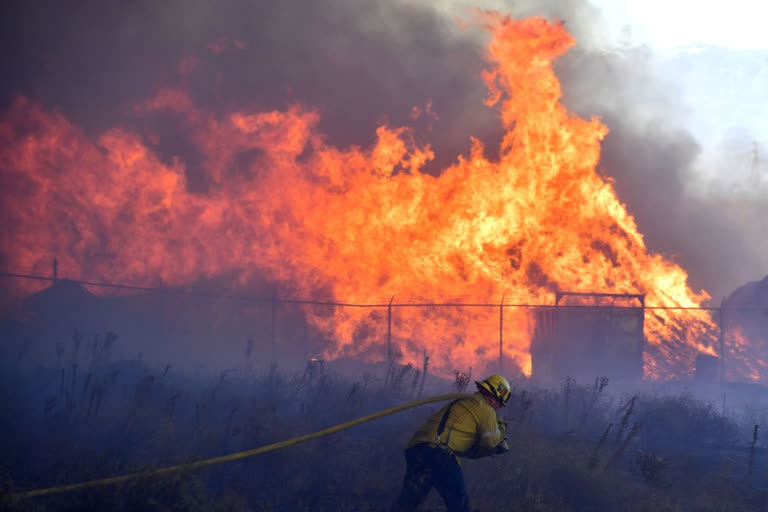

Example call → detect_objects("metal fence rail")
3 265 767 381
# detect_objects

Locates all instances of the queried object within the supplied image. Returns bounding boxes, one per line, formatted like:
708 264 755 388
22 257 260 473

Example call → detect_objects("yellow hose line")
10 392 468 501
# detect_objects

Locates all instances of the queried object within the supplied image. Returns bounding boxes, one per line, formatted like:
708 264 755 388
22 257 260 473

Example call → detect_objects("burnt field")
1 332 767 512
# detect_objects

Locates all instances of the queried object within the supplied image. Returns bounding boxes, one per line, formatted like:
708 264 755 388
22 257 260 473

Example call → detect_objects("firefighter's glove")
497 415 508 437
495 439 510 455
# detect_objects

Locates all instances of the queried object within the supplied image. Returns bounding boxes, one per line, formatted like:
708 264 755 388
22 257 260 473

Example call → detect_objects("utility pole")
387 296 394 368
719 297 726 385
750 140 760 190
499 295 504 373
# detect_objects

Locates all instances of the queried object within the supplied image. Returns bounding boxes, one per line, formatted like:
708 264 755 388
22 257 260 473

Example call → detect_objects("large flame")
727 327 768 383
1 14 729 379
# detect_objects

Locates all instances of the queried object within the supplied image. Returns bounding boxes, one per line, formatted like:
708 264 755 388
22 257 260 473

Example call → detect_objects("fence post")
271 290 278 363
499 295 504 373
387 296 394 368
52 257 58 284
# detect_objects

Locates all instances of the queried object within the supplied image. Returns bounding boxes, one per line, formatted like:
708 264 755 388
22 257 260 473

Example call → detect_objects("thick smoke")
475 0 768 301
1 0 765 302
0 0 500 175
553 48 766 302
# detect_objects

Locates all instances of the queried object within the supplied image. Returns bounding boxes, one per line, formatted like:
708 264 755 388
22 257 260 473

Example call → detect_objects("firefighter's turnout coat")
407 393 506 459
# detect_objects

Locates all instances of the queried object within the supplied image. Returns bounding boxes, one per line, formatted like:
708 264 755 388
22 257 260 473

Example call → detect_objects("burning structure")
721 276 768 382
531 292 645 384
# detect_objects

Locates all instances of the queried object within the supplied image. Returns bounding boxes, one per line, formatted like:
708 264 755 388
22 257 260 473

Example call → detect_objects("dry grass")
0 341 766 511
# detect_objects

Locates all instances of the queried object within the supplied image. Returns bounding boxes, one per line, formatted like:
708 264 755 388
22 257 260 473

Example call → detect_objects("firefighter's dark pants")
393 442 469 512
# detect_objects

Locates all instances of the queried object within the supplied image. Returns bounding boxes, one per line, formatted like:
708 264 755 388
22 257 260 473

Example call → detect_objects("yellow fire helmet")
475 374 512 406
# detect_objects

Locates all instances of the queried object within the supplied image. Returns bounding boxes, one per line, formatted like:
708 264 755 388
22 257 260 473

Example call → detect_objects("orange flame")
0 14 734 378
726 327 767 383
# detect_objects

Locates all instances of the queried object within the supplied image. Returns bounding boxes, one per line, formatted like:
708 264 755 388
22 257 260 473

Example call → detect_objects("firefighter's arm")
464 413 506 459
494 413 509 454
476 411 505 450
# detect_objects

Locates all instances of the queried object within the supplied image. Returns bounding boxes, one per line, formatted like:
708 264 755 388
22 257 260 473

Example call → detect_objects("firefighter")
392 374 512 512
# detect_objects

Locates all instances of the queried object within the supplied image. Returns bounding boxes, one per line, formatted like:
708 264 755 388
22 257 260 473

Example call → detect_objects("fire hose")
8 392 468 502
